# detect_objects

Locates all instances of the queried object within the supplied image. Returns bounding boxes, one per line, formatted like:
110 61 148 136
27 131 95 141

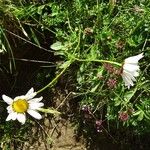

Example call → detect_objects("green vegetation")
0 0 150 149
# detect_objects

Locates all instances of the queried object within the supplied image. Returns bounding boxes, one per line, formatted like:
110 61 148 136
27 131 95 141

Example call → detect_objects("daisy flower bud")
121 53 144 89
2 88 44 124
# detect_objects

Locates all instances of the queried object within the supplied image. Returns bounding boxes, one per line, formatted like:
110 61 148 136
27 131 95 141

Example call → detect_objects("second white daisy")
121 53 144 89
2 88 44 124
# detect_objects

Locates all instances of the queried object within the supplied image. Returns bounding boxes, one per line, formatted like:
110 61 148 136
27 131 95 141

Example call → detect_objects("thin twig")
9 58 55 64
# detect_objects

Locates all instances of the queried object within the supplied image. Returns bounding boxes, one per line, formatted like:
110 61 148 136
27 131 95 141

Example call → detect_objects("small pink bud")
119 111 129 121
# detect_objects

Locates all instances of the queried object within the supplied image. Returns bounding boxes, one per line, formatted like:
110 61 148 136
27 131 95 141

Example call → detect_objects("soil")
22 119 86 150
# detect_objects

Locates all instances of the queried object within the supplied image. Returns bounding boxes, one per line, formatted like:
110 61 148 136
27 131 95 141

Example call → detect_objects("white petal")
28 96 43 103
124 72 134 85
26 92 37 100
27 109 42 120
6 114 13 121
2 95 13 104
6 112 17 121
122 74 129 86
122 75 131 87
14 96 26 101
11 112 18 120
29 102 44 110
7 106 13 113
122 72 134 89
124 70 136 81
17 113 26 124
123 64 139 72
125 53 144 64
25 87 34 96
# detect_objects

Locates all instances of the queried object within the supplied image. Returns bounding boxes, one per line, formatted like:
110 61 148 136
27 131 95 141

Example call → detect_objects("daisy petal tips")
2 87 44 124
121 53 144 89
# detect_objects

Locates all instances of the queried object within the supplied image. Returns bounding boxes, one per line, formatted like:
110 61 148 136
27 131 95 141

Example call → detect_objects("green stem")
74 58 122 66
36 30 81 94
37 57 121 94
37 61 71 94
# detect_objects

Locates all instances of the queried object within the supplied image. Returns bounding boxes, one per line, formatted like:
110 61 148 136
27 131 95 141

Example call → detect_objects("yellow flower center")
12 99 29 113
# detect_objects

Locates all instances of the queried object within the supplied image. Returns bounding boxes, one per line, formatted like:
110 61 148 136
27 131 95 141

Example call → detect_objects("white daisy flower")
2 88 44 124
121 53 144 89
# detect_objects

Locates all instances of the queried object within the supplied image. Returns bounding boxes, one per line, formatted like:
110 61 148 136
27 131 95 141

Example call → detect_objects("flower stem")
36 30 82 94
74 58 122 66
37 61 71 94
37 57 121 94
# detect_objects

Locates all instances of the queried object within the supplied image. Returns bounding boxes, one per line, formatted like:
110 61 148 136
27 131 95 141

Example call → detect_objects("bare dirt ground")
22 118 86 150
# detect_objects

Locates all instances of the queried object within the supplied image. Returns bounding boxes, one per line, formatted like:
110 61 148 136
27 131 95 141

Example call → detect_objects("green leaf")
114 99 121 106
124 88 137 102
133 111 141 116
51 41 63 50
144 113 150 120
132 121 138 126
0 49 3 53
58 60 71 69
30 28 40 46
137 111 144 121
91 83 99 92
